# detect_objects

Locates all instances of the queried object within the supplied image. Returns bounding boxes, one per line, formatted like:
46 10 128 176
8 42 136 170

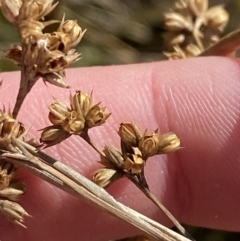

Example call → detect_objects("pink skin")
0 57 240 241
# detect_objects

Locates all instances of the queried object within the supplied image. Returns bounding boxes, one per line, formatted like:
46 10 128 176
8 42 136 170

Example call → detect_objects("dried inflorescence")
163 0 229 59
93 122 180 188
2 0 86 88
40 91 111 147
0 110 30 227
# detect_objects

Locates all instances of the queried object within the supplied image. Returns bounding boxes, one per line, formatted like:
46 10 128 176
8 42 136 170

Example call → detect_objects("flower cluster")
1 0 86 87
93 123 180 188
40 91 111 147
0 110 29 227
163 0 229 59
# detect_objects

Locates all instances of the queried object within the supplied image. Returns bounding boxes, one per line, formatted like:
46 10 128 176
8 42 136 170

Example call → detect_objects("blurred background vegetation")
1 0 240 240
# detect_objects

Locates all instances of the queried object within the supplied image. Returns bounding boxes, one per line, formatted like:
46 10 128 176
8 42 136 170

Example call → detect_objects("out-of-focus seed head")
188 0 208 16
0 199 30 228
164 12 192 32
157 132 181 154
204 6 229 31
93 168 122 188
58 18 86 47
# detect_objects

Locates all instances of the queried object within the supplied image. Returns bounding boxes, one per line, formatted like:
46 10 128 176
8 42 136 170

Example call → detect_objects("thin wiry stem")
13 43 38 118
126 174 194 241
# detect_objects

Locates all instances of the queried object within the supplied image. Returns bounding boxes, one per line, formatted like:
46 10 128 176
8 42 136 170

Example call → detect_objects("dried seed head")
157 132 181 154
0 181 26 201
93 168 122 188
0 0 22 24
40 125 70 147
123 147 145 174
58 18 86 47
163 0 229 59
162 32 186 48
100 146 124 169
0 162 16 190
0 199 30 228
204 6 229 31
118 123 142 147
71 91 110 129
41 91 110 145
139 131 160 158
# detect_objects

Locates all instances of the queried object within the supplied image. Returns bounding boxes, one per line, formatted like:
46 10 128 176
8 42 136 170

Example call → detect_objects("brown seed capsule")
46 32 72 53
93 168 122 188
48 101 71 125
100 146 124 169
42 71 69 88
118 123 142 147
204 6 229 31
40 125 70 147
123 148 145 174
0 181 26 201
62 111 85 135
139 131 160 158
0 113 25 138
70 91 92 117
58 18 86 47
0 162 16 190
0 0 22 25
85 105 111 128
0 199 30 228
157 132 181 154
18 0 58 22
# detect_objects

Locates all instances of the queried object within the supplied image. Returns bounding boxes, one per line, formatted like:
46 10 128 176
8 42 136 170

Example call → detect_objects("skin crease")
0 56 240 241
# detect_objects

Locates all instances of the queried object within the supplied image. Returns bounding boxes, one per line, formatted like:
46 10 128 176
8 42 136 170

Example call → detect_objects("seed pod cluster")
40 91 111 147
2 0 86 87
93 123 180 188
